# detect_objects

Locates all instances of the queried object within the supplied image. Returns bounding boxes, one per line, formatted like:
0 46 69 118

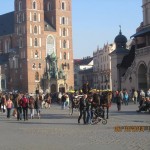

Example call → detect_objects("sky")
0 0 142 59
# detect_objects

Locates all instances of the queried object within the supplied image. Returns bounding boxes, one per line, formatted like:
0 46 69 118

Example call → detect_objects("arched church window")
34 38 38 46
35 72 39 81
19 1 22 11
35 50 38 58
47 2 52 11
19 38 23 48
32 63 36 69
63 28 66 36
33 13 37 21
46 35 55 55
33 1 37 9
64 52 66 59
62 17 65 24
34 26 38 34
19 13 22 23
39 63 41 69
62 63 64 70
63 40 66 48
62 2 65 10
67 63 70 70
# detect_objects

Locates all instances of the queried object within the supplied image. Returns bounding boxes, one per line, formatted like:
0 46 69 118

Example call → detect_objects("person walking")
86 96 93 124
61 93 66 109
133 90 138 104
116 91 122 111
15 93 22 120
1 95 6 113
78 94 88 124
29 96 35 119
34 96 41 119
21 94 29 121
123 91 129 105
6 95 13 119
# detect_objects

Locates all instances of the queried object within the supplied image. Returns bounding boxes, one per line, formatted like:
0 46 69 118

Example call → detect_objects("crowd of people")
0 92 52 121
113 89 150 112
0 87 149 123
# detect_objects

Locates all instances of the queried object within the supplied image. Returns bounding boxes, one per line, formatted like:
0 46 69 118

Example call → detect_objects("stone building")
93 44 115 91
0 0 74 93
110 0 150 92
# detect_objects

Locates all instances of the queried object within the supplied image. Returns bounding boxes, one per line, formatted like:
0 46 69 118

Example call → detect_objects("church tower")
12 0 74 93
44 0 74 92
110 28 129 91
14 0 45 92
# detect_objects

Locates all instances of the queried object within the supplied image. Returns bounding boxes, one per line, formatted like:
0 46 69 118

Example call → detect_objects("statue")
46 52 58 79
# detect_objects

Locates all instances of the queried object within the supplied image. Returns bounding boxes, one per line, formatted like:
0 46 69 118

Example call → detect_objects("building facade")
74 57 93 91
93 43 116 91
110 0 150 92
0 0 74 93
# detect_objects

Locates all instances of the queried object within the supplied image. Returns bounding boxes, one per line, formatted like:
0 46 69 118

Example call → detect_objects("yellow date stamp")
114 126 150 132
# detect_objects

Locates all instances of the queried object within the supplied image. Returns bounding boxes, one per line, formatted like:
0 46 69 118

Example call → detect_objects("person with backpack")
21 94 29 121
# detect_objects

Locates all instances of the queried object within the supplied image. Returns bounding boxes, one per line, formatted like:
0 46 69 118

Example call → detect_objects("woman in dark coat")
35 96 41 119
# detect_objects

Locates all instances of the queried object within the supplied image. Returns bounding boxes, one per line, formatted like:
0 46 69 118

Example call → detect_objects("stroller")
91 107 107 125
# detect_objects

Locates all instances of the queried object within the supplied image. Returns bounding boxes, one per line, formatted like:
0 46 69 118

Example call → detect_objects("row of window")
0 39 70 56
93 63 110 71
16 12 41 23
32 63 41 69
19 49 70 60
16 1 37 11
47 1 69 11
16 1 70 12
20 72 40 81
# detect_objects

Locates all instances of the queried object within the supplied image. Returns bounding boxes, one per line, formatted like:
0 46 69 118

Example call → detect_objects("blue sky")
0 0 142 59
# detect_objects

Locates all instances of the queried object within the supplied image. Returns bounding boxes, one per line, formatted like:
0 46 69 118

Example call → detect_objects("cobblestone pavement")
0 103 150 150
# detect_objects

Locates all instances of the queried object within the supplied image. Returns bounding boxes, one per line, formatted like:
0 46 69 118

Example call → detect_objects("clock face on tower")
46 35 55 56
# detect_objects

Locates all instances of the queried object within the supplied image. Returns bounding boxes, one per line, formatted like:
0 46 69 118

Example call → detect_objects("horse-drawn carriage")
100 91 112 119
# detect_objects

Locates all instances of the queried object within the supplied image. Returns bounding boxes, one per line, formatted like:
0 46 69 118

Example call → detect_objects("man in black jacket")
78 94 88 124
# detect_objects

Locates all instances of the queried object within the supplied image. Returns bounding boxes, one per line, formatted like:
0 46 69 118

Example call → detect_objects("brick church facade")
0 0 74 93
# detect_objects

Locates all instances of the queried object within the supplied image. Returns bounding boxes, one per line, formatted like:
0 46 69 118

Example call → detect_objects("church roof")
110 48 129 55
0 11 56 36
114 30 127 44
0 12 15 36
130 26 150 38
74 57 93 66
79 67 93 74
120 45 135 69
44 17 56 32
